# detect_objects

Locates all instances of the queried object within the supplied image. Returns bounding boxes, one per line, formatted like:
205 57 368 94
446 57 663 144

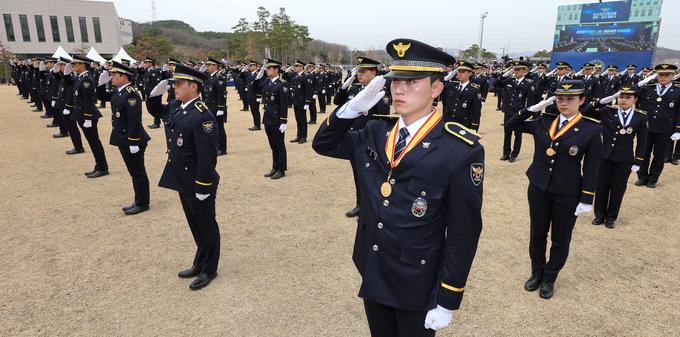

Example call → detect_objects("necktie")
458 84 463 93
172 106 181 120
622 110 628 120
559 119 568 130
394 128 410 159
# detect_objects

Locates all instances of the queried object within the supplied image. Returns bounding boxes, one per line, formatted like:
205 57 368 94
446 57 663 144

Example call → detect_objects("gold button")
383 200 389 206
373 245 379 251
377 222 383 229
185 167 188 170
421 191 426 197
168 159 171 162
549 168 552 171
171 129 174 132
551 160 554 163
366 163 370 168
421 260 426 265
555 142 559 146
390 179 395 185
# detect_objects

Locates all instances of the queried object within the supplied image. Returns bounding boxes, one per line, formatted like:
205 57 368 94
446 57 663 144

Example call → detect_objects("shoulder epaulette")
593 75 600 78
582 116 601 124
371 114 399 121
352 83 362 86
125 86 136 93
541 112 559 117
279 78 286 83
470 83 480 89
645 83 656 86
525 79 534 83
606 104 620 109
634 108 647 115
82 73 88 77
675 84 680 88
194 101 208 113
444 122 481 146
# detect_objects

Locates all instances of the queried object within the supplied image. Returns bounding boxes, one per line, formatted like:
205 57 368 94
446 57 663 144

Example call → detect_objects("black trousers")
638 131 672 184
179 191 220 275
66 115 83 151
309 98 317 122
264 124 287 172
350 159 361 206
78 119 108 171
363 300 435 337
96 85 108 107
32 89 44 110
293 104 308 139
248 98 261 128
325 89 332 105
528 184 579 283
318 93 327 112
47 103 69 134
216 114 227 152
594 159 632 222
239 90 248 110
666 140 680 160
496 94 502 110
118 144 150 207
503 114 522 157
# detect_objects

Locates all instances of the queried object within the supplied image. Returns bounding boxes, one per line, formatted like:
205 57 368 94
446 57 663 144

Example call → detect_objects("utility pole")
477 12 488 62
151 0 157 22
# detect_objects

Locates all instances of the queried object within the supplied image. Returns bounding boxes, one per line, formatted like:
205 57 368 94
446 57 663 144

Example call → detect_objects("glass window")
92 17 102 43
648 9 653 16
575 13 579 20
656 9 660 16
567 5 571 10
64 16 74 42
34 15 45 42
3 14 15 42
78 17 88 43
646 0 651 5
641 9 646 16
19 14 30 42
569 14 573 20
634 9 639 17
50 16 60 42
633 0 637 5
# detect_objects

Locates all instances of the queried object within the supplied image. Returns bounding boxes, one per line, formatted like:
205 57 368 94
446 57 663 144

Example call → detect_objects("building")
1 0 128 58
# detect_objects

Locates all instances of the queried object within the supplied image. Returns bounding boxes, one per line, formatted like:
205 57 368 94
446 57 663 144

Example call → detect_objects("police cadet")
505 80 602 299
66 55 109 178
335 56 391 218
31 58 45 114
495 61 535 162
146 64 220 290
254 58 289 180
598 65 622 99
634 64 680 188
43 57 70 138
620 64 640 87
581 87 647 229
204 57 228 156
316 63 329 114
470 63 489 106
240 60 263 131
107 61 151 215
54 57 84 154
306 61 319 124
313 38 484 336
161 58 181 104
283 59 312 144
140 57 161 129
441 61 482 132
576 63 600 109
540 61 572 117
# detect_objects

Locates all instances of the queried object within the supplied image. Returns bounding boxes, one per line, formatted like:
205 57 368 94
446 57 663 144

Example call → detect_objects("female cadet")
505 80 602 299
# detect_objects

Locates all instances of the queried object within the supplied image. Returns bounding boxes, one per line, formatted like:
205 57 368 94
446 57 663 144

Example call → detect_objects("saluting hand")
636 73 657 87
527 96 556 112
599 92 620 105
444 69 458 81
150 79 170 97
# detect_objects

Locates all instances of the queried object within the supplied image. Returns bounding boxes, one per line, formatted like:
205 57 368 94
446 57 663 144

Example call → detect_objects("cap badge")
561 84 573 91
662 65 669 69
357 58 363 63
393 42 412 58
622 87 631 92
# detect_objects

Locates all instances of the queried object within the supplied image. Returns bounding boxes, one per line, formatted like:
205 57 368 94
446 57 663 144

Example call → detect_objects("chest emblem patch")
202 121 214 133
470 163 484 186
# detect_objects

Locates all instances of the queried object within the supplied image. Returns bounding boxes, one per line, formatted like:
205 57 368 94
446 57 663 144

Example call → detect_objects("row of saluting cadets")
8 45 680 335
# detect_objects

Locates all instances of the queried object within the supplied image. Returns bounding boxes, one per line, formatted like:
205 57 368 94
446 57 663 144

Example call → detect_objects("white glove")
216 110 224 116
63 109 70 115
150 79 170 97
52 65 60 73
546 69 556 77
599 92 620 105
424 305 453 331
471 129 477 133
279 124 286 133
445 69 458 81
196 193 209 201
481 102 485 106
574 202 592 216
285 65 294 72
502 68 513 77
618 70 627 76
530 66 538 73
129 145 139 154
342 68 357 89
671 132 680 141
673 73 680 81
39 62 46 71
527 96 556 112
637 73 657 87
541 93 547 99
83 120 92 128
64 63 73 75
322 89 326 94
256 98 261 103
303 104 309 110
199 64 207 73
312 94 317 99
637 70 643 76
575 70 583 76
346 75 386 116
241 66 248 73
51 101 56 107
162 64 169 72
98 71 109 86
631 165 640 173
256 64 266 80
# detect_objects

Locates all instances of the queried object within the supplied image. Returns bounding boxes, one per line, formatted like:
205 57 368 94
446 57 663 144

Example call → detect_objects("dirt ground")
0 85 678 336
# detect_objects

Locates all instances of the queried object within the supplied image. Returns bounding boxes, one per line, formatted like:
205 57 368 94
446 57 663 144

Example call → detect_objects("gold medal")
381 182 392 197
657 97 663 102
619 129 626 134
546 148 555 156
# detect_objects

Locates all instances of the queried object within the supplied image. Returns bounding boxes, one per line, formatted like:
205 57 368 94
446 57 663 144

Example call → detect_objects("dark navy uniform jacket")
257 77 290 126
312 112 484 312
109 85 150 147
203 72 227 113
54 72 75 112
506 110 602 204
575 74 601 106
283 71 313 106
637 83 680 135
470 73 489 103
334 82 391 130
67 71 102 122
620 73 640 87
240 71 262 101
582 102 648 165
598 75 622 98
494 77 536 115
147 96 219 195
142 67 160 96
441 81 482 129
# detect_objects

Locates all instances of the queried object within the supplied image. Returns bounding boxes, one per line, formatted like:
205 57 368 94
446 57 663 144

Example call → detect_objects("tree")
459 44 497 61
70 44 90 55
0 40 14 84
533 50 552 58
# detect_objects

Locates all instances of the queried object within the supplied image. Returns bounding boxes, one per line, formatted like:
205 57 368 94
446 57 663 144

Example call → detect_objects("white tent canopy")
111 47 137 64
51 46 71 61
85 47 108 65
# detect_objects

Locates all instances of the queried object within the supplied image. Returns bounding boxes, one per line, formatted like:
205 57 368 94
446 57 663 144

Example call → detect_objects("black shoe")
592 218 604 225
605 220 615 229
46 123 58 128
248 126 261 131
98 104 106 109
271 171 285 179
27 101 34 104
345 206 360 218
500 155 510 161
84 169 96 176
125 205 149 215
122 203 137 211
32 109 43 112
319 110 326 114
307 121 316 125
264 169 277 177
190 273 217 290
524 275 543 292
509 156 517 163
53 133 68 138
148 124 160 129
634 179 647 186
67 148 85 155
672 159 679 165
298 138 307 144
40 114 52 119
290 137 301 143
239 108 249 111
664 157 671 163
217 150 227 156
539 281 554 299
87 170 109 178
178 266 201 279
646 183 656 188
